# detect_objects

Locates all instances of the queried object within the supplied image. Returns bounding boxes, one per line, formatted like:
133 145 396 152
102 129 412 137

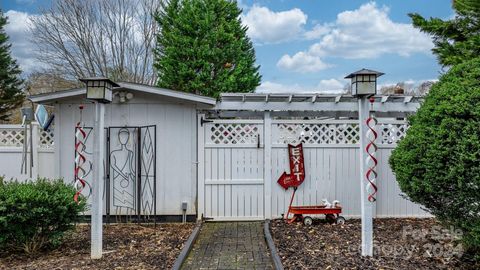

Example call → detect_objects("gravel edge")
171 222 202 270
264 220 284 270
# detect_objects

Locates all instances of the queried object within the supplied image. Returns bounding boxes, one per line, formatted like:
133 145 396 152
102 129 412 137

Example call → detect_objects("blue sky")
2 0 453 93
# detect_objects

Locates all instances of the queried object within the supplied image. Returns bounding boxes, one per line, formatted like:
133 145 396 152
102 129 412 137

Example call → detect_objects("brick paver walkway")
181 222 274 270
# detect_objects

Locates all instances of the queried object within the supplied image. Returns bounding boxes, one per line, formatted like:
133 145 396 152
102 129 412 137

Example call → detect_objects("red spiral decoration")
74 105 87 203
365 98 378 202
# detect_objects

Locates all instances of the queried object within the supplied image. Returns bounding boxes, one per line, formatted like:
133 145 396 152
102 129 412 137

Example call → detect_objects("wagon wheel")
336 216 346 225
303 216 313 226
325 214 336 224
294 214 303 222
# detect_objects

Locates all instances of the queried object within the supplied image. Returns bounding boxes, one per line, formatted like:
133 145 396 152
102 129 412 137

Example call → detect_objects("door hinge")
200 117 214 126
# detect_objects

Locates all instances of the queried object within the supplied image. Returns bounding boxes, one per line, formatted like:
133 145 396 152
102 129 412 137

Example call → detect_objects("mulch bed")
0 223 195 270
270 218 479 270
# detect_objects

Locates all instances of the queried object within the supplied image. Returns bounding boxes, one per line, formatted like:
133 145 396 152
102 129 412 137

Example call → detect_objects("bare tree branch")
30 0 160 85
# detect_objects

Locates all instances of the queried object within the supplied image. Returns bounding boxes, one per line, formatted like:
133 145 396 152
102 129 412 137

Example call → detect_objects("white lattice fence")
198 117 424 220
0 127 24 147
205 120 263 146
39 130 55 149
272 121 360 145
271 119 407 146
203 119 408 147
0 124 55 181
379 122 408 145
0 125 54 149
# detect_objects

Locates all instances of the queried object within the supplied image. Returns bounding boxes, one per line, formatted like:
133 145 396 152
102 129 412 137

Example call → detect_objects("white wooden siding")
55 93 198 216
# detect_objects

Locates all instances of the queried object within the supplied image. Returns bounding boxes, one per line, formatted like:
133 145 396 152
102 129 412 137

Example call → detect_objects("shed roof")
29 82 217 106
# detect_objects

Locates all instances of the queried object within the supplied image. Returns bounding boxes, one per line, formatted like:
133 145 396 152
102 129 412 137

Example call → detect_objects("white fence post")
54 104 61 178
91 102 105 259
31 122 39 179
197 114 205 220
264 112 272 219
359 98 374 256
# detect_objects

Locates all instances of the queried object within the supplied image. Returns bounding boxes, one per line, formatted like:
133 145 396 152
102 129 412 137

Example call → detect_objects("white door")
198 118 264 220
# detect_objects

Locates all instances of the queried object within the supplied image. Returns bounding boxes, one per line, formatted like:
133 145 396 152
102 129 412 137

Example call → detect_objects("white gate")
198 118 265 220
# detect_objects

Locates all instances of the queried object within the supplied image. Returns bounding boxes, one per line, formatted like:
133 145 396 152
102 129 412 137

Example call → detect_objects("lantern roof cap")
79 77 120 87
345 68 384 79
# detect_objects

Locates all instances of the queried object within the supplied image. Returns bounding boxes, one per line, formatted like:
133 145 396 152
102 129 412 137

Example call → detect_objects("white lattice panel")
205 122 263 146
0 126 54 148
0 128 24 147
379 123 408 145
39 130 54 149
272 123 360 145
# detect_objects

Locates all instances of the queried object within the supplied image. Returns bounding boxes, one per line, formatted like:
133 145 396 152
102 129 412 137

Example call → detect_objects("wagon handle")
285 187 297 221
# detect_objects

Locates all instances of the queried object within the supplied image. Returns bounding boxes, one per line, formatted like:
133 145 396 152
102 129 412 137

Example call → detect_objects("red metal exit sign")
277 143 305 190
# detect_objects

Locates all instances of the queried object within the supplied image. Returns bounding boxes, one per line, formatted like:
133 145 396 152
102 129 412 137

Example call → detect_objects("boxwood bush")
0 177 86 253
389 58 480 257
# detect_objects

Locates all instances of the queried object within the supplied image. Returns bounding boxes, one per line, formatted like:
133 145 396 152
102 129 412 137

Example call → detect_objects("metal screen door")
106 125 156 222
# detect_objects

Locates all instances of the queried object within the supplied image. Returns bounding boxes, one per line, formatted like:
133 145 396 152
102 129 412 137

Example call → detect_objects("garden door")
198 117 265 220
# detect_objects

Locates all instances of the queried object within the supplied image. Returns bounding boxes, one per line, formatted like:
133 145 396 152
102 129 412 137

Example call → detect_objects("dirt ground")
270 218 479 270
0 223 194 270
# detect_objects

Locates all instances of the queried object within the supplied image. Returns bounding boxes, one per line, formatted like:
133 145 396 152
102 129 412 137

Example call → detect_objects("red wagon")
278 143 346 226
287 205 345 226
284 188 345 226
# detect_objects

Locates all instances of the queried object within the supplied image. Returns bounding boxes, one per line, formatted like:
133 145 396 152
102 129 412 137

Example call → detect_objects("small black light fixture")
80 77 119 103
345 69 384 97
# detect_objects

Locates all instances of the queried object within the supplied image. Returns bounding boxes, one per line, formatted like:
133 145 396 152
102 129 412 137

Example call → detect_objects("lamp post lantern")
80 77 118 103
80 77 118 259
345 69 384 257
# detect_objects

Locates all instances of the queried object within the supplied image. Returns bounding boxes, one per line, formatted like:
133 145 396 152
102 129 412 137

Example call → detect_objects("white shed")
31 82 215 222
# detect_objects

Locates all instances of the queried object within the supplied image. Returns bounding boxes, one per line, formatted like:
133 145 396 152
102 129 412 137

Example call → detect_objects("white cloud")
317 78 346 92
4 10 39 74
277 51 330 73
241 5 307 43
256 79 346 94
15 0 36 4
304 24 330 40
236 0 249 11
256 81 311 93
278 2 434 73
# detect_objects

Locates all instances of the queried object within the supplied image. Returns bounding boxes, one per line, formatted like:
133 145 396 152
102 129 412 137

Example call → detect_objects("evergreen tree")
389 58 480 257
0 9 24 122
154 0 261 98
409 0 480 66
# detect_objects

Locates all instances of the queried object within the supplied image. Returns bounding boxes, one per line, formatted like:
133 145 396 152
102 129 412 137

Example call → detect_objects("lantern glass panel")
356 81 376 95
104 88 113 101
87 86 105 99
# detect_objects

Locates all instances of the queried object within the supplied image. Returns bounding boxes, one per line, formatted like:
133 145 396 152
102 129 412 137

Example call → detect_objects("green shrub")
0 178 86 253
389 58 480 257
